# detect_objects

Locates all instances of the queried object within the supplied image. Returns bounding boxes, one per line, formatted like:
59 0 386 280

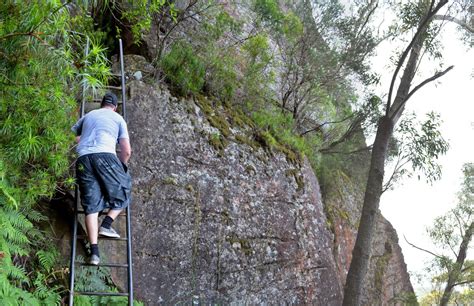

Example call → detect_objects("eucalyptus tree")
407 164 473 305
383 112 449 191
343 0 473 304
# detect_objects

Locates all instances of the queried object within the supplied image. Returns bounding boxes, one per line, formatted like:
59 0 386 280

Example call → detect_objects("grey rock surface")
118 73 414 305
323 147 416 305
127 80 343 304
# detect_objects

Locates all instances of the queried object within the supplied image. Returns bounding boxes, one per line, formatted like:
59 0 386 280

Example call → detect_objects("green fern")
0 277 39 306
73 256 144 305
1 263 29 285
32 272 61 305
36 249 58 272
0 162 18 209
22 208 47 223
0 1 115 303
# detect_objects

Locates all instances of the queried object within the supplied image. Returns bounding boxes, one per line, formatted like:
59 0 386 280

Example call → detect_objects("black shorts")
76 153 132 215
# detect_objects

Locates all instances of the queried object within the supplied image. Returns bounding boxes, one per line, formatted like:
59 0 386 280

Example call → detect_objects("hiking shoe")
89 254 100 265
99 226 120 238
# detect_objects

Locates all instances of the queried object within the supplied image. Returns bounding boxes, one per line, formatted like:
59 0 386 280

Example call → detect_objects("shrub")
0 1 110 303
161 42 205 96
252 107 321 164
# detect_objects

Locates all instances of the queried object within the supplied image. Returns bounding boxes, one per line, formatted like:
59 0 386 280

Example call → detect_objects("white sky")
372 22 474 294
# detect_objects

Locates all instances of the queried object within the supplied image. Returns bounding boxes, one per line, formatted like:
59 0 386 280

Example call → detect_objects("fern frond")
40 292 61 306
0 276 41 306
36 249 58 272
73 295 93 305
3 207 33 231
2 221 30 246
3 263 28 284
3 239 29 257
32 272 48 299
22 208 46 223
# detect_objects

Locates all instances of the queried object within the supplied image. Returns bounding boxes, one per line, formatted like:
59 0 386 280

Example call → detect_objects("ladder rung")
91 99 124 103
76 210 126 216
77 262 129 268
104 85 122 90
76 235 128 241
75 291 129 297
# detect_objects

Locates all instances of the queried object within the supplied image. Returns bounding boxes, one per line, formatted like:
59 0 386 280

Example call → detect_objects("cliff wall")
127 79 342 304
117 56 415 304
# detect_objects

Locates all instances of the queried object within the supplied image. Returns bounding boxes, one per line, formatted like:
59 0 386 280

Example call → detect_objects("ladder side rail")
119 38 134 306
119 39 127 121
126 207 133 306
68 187 80 306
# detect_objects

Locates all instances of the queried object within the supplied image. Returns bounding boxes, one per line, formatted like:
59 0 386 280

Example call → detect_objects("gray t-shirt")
72 108 129 157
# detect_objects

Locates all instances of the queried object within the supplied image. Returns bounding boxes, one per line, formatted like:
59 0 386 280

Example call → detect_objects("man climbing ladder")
71 92 132 265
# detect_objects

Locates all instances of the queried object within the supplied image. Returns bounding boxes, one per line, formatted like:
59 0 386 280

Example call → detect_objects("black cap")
102 92 118 107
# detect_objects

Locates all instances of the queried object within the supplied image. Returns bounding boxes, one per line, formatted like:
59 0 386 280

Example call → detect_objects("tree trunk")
440 221 474 306
342 115 394 306
343 14 427 306
342 0 451 303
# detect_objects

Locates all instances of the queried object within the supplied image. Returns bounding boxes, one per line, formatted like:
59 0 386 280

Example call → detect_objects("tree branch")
0 32 45 42
389 65 454 121
461 264 474 273
452 279 474 287
433 15 474 33
406 65 454 102
320 145 373 155
155 1 220 61
453 210 465 241
300 114 354 136
356 0 379 39
404 235 445 259
448 241 459 259
386 0 448 115
382 156 410 193
318 113 365 153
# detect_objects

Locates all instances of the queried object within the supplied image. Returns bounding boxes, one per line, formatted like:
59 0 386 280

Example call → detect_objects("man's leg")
85 212 99 244
95 154 131 238
106 208 122 220
99 209 122 238
85 212 100 265
93 153 132 238
76 155 104 265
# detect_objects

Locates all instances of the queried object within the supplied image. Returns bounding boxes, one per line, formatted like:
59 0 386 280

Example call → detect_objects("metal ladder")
68 39 133 306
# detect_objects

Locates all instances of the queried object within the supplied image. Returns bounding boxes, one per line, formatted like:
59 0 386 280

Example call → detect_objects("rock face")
128 81 342 304
119 59 415 304
322 147 416 305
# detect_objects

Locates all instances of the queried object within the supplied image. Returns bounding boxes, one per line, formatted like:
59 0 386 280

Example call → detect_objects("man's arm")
118 138 131 164
72 116 85 137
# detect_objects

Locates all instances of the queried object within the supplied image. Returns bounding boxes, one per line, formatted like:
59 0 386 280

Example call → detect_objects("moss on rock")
209 133 228 156
195 95 231 137
192 94 303 166
227 236 252 256
374 243 393 294
285 169 305 191
276 143 302 165
163 177 178 185
235 134 260 150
